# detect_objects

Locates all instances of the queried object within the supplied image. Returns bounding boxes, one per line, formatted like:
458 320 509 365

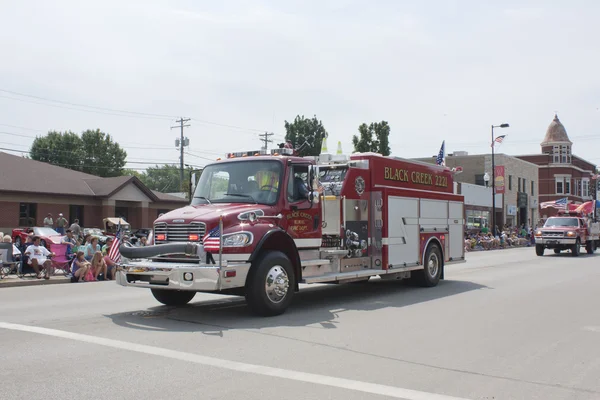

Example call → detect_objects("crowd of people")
465 224 534 252
2 226 148 282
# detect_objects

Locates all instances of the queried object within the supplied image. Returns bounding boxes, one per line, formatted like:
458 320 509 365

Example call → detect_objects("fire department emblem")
355 176 365 195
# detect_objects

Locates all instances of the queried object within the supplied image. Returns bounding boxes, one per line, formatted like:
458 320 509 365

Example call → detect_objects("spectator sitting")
135 236 148 247
72 251 91 282
90 251 107 281
2 234 21 261
24 236 55 279
101 237 117 280
61 229 77 255
84 237 101 261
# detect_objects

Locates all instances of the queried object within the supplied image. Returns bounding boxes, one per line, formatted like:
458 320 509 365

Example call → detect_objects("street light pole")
491 123 509 236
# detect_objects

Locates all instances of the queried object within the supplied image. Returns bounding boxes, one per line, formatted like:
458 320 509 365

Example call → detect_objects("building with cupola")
516 114 597 219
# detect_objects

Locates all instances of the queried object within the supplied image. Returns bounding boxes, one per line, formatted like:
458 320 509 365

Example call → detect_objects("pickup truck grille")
154 222 206 244
541 231 565 237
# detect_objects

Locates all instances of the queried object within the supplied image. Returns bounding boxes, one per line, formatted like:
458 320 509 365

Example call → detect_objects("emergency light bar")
226 148 295 158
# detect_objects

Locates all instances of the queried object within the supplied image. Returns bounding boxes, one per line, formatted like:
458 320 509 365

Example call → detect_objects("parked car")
82 228 110 246
102 218 131 236
12 227 65 249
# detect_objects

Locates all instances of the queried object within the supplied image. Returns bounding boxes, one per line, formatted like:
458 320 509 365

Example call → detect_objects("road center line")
0 321 468 400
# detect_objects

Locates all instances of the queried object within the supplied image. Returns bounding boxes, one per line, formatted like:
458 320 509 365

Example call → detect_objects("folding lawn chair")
0 242 19 279
49 243 72 276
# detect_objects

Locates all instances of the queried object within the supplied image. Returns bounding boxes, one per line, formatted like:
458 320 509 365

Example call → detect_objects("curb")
0 277 71 289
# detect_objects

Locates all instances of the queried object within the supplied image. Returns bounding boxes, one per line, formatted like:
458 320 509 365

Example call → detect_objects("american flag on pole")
108 221 122 263
540 197 568 209
202 226 221 252
435 140 445 166
491 135 506 147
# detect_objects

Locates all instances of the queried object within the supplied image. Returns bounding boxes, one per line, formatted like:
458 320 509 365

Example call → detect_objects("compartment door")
448 201 464 260
387 196 419 265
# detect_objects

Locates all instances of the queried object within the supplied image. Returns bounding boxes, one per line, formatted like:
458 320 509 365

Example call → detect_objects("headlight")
535 230 542 237
566 231 576 237
238 209 264 221
222 232 253 247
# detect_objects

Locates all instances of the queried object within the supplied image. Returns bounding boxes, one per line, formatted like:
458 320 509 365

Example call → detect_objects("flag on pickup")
436 140 445 166
492 135 506 147
108 221 122 263
540 197 567 209
203 226 221 252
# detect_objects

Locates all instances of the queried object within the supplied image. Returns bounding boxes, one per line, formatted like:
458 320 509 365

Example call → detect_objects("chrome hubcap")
265 265 289 304
427 253 439 278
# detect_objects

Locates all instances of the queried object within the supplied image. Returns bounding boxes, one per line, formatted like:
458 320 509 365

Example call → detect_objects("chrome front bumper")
116 260 251 291
535 237 577 246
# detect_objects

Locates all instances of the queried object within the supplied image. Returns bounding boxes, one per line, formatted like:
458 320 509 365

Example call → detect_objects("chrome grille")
154 222 206 244
541 231 564 238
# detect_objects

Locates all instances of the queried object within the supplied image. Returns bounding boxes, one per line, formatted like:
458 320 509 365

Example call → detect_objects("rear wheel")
151 289 196 306
571 239 581 257
553 249 561 254
15 237 22 248
414 244 442 287
535 244 544 256
245 251 295 316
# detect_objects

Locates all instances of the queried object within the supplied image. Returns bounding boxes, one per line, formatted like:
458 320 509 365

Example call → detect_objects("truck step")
302 269 388 284
301 259 331 267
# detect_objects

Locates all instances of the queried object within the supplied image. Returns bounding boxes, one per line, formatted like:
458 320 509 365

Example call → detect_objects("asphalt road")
1 247 600 400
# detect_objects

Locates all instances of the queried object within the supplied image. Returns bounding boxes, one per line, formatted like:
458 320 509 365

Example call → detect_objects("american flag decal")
202 226 221 252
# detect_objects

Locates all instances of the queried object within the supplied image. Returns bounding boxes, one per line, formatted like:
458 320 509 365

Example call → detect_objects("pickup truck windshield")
191 160 282 205
544 217 579 227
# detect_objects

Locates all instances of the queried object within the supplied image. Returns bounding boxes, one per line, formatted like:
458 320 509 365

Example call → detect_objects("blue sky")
1 0 599 170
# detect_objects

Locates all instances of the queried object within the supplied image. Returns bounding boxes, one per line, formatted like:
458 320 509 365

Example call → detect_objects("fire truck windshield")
191 160 283 205
544 217 579 227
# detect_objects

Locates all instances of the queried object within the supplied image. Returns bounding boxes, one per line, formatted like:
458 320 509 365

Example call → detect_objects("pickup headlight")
535 230 542 237
222 232 253 247
238 209 264 222
566 231 576 237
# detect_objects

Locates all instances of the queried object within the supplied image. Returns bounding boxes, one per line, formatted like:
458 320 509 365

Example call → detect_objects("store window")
466 210 490 230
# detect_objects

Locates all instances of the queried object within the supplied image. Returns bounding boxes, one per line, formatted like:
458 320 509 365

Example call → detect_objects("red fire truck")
117 148 466 316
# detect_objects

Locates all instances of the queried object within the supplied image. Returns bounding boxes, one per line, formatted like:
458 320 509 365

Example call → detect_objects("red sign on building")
495 165 505 194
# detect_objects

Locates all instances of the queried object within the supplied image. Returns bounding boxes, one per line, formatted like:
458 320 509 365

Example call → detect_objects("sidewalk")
0 273 70 288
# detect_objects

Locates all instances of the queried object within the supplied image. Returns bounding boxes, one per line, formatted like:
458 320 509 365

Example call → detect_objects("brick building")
0 152 187 232
516 114 597 219
413 153 539 229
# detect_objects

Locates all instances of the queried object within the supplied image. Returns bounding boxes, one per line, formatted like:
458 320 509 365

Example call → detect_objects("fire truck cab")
117 146 466 316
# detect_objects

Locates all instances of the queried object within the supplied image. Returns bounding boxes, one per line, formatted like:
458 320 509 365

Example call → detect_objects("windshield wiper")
223 193 258 203
193 196 212 204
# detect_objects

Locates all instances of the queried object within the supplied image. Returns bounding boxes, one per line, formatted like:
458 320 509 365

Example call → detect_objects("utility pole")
259 131 274 151
171 117 191 192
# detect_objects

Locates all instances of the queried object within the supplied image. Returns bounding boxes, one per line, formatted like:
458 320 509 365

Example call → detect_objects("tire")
40 239 46 248
553 249 561 254
414 244 442 287
571 239 581 257
151 289 196 306
15 237 22 248
586 240 594 254
535 244 544 256
245 250 295 316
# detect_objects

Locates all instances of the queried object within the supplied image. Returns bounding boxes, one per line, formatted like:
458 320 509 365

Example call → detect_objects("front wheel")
571 239 581 257
245 250 295 316
554 248 561 254
414 244 442 287
536 244 544 256
586 240 595 254
151 289 196 306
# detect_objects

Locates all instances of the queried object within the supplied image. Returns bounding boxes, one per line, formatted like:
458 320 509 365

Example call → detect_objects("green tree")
30 131 84 169
138 164 194 194
80 129 127 177
352 121 391 156
284 115 328 157
29 129 127 177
